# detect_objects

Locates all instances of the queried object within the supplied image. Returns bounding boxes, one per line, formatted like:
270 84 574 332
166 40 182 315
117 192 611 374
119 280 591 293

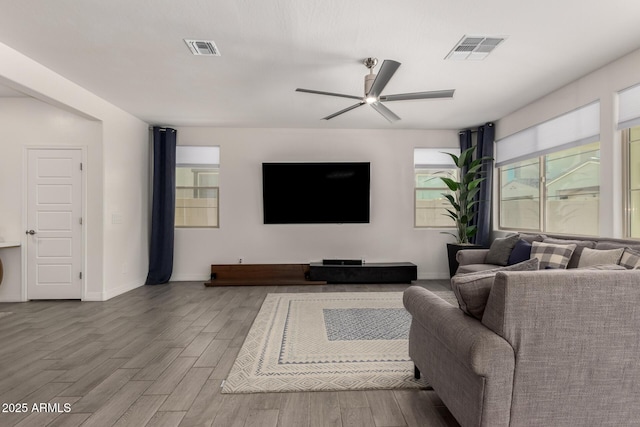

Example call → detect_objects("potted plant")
440 145 493 276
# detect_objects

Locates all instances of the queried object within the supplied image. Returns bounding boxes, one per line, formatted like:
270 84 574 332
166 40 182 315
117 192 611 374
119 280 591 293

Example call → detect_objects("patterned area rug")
222 291 456 394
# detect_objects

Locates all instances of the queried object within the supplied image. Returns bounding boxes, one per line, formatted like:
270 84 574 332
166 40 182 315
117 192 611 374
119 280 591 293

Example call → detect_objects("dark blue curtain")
458 124 494 247
475 123 494 247
146 127 176 285
459 130 472 177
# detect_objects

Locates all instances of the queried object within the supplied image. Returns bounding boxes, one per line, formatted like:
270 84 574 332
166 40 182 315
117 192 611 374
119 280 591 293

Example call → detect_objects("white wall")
496 47 640 238
0 42 149 301
101 117 150 300
0 97 102 301
172 127 459 280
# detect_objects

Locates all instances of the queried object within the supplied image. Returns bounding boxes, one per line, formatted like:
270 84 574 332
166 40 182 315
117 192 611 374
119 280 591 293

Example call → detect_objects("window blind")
414 148 460 169
618 83 640 130
176 146 220 167
495 102 600 167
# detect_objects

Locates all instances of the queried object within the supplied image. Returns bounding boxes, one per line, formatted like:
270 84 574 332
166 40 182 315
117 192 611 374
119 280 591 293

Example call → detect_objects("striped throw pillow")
619 247 640 269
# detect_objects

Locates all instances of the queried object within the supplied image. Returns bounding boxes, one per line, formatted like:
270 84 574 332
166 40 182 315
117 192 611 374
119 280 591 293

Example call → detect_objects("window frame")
622 126 640 239
175 146 220 229
413 167 459 229
497 142 601 236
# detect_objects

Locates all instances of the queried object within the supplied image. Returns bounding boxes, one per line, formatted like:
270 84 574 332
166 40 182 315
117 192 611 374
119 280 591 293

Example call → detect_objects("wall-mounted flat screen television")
262 162 370 224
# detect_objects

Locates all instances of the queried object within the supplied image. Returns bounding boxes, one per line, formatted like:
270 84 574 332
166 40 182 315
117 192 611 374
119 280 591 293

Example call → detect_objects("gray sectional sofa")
403 234 640 427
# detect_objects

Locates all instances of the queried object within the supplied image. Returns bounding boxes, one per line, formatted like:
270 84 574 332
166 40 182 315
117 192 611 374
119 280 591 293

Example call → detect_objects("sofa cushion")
577 264 627 270
619 247 640 269
595 241 640 252
543 238 596 268
518 233 547 243
456 263 501 275
507 239 532 265
578 247 624 268
451 258 539 319
485 234 520 266
531 241 577 269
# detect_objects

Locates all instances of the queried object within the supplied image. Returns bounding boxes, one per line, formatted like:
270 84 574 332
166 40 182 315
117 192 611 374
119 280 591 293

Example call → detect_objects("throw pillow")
507 239 532 265
530 241 577 269
451 258 539 319
542 238 596 268
485 234 520 266
619 247 640 269
577 247 624 268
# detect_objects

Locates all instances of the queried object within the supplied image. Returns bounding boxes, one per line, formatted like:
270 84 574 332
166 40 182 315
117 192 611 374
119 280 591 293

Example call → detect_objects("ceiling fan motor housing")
364 73 376 96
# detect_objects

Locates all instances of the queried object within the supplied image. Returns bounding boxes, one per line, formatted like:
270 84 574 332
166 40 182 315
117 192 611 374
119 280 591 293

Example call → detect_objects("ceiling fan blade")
323 102 365 120
367 60 401 98
370 101 400 123
296 88 362 100
380 89 455 102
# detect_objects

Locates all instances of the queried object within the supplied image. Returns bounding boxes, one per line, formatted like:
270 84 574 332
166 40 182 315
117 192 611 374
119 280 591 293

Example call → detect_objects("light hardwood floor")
0 280 460 427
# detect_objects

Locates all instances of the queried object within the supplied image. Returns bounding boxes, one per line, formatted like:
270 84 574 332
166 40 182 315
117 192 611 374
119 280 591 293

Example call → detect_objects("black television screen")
262 162 370 224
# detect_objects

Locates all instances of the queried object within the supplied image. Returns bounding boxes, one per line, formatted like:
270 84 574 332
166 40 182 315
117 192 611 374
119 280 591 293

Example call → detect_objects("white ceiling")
1 0 639 129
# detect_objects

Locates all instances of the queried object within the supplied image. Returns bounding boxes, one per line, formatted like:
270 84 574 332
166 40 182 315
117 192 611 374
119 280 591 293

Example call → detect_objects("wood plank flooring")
0 280 460 427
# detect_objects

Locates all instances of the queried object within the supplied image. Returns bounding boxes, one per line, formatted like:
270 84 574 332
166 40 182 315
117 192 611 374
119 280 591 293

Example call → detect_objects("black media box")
322 259 363 266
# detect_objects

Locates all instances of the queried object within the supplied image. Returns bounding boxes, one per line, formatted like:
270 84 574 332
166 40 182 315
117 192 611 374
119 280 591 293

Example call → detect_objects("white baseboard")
417 272 450 280
169 274 209 282
84 277 145 301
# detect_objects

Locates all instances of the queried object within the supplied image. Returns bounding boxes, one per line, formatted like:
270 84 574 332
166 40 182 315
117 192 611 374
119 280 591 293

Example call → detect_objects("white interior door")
26 148 83 300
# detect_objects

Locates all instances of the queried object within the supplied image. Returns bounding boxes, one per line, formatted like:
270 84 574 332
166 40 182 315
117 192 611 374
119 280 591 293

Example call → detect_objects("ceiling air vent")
446 35 505 61
184 39 221 56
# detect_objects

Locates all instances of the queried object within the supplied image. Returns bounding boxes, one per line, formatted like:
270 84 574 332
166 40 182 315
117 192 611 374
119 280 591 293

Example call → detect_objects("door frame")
22 146 87 301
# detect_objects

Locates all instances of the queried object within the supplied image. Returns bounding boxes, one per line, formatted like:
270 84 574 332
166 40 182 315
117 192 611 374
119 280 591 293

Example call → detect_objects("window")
497 103 600 236
414 148 460 228
618 84 640 238
499 157 540 230
625 126 640 238
175 146 219 228
499 142 600 235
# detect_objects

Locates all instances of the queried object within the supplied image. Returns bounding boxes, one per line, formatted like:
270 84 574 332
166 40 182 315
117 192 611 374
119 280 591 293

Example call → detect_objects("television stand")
308 262 417 284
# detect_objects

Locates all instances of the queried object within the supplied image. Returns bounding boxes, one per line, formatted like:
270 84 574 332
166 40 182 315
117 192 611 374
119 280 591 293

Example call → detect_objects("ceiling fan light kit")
296 57 454 123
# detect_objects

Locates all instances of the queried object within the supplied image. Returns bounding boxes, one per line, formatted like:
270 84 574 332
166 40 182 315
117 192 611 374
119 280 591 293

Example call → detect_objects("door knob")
26 230 36 235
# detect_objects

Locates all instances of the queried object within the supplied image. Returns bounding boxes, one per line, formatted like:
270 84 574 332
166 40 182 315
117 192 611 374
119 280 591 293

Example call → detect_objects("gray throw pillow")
619 247 640 269
531 241 577 269
577 247 624 268
451 258 539 319
485 234 520 266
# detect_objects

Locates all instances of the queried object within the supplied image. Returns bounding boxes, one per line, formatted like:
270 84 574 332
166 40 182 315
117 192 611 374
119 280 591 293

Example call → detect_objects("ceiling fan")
296 57 455 123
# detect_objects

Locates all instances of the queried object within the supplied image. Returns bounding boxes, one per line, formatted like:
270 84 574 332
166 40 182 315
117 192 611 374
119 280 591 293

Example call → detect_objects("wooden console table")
204 264 327 287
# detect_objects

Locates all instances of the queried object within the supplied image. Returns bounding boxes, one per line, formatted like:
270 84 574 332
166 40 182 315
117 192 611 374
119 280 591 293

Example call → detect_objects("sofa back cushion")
531 241 577 269
451 258 539 319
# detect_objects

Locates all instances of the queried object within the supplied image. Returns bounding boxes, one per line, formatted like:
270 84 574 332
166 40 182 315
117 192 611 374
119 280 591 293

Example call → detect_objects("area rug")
222 291 456 394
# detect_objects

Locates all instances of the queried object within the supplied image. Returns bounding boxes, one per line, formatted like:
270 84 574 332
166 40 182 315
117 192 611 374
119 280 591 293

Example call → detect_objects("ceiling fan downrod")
363 58 378 98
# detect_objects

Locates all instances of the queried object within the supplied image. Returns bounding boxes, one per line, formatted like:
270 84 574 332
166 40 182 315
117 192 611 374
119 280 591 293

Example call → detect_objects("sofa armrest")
456 248 490 266
403 286 513 376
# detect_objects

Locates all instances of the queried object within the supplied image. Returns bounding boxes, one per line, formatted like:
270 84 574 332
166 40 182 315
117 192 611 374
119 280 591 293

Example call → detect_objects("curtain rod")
459 122 494 135
149 126 176 132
